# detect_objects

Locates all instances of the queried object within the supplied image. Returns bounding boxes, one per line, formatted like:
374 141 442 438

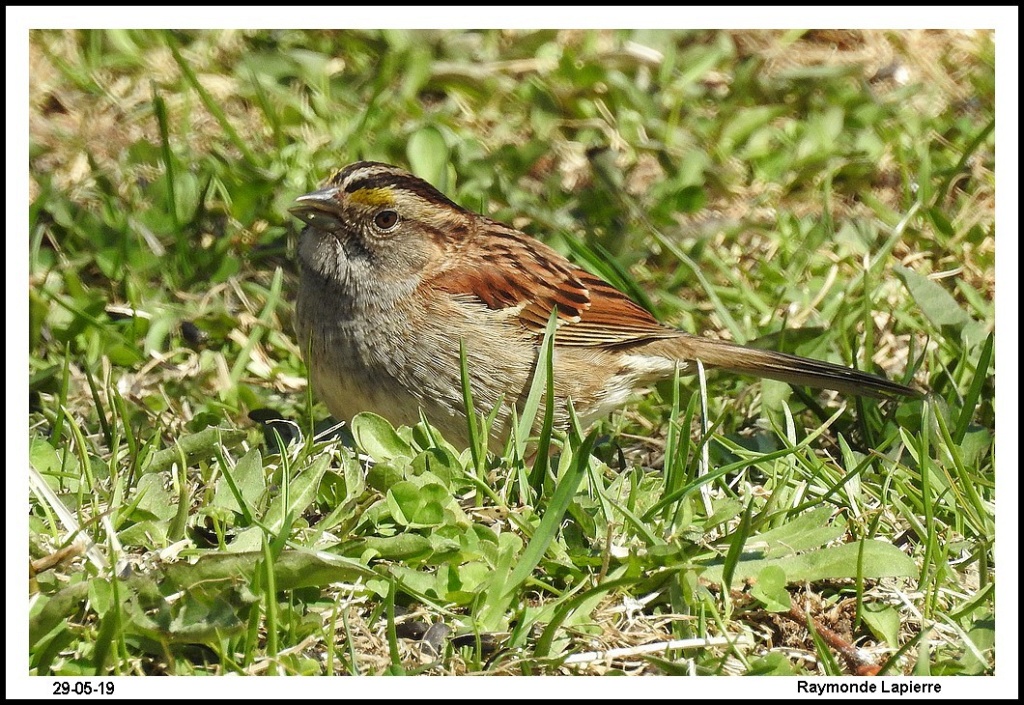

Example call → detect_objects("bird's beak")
289 187 344 230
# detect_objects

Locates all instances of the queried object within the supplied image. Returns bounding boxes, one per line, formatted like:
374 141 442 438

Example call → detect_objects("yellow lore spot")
349 188 395 207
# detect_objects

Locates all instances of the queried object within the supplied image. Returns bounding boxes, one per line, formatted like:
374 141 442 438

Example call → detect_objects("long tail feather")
667 334 920 399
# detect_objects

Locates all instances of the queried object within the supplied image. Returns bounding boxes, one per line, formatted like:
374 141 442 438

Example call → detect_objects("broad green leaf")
388 564 446 599
29 439 62 488
265 455 329 532
750 565 792 612
162 549 375 592
213 446 266 516
407 126 449 191
478 531 526 631
386 481 449 528
351 534 434 562
894 265 971 330
750 506 845 556
351 412 414 462
132 473 177 521
703 540 916 587
118 520 169 547
753 506 847 557
442 560 493 603
958 618 994 675
747 652 799 675
229 455 329 552
862 602 901 648
410 447 463 489
142 428 246 475
366 461 409 492
87 578 114 615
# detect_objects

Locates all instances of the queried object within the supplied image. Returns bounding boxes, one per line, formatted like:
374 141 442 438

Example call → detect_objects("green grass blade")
504 430 598 598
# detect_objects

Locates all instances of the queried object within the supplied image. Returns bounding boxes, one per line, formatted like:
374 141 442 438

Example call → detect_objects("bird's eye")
373 209 400 232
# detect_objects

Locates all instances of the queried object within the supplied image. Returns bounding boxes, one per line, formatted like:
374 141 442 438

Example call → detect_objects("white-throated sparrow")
291 161 918 450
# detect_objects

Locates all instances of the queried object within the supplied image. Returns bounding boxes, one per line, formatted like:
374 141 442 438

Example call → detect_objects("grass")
26 29 995 677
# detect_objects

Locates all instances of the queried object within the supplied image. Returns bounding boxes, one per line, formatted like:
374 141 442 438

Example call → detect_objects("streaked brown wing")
431 225 678 348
